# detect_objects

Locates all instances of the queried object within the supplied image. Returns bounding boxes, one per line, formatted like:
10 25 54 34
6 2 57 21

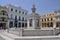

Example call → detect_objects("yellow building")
0 6 8 29
40 12 57 29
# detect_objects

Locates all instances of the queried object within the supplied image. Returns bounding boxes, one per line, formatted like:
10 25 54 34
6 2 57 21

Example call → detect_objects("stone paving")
0 30 60 40
0 36 5 40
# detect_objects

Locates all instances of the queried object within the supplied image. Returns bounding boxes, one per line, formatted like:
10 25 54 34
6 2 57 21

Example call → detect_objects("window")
19 22 21 27
15 15 17 20
19 16 21 20
42 19 43 22
19 11 21 13
22 23 24 27
11 8 13 11
50 22 53 27
9 21 13 28
29 19 32 27
22 17 24 21
3 13 5 15
2 18 4 21
15 10 17 12
22 12 24 14
25 23 27 27
51 18 53 21
25 12 27 15
1 10 7 15
44 19 46 21
47 18 49 21
36 19 39 27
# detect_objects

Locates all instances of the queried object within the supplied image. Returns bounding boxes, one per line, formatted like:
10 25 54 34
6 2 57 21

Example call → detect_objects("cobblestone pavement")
0 36 5 40
0 30 5 40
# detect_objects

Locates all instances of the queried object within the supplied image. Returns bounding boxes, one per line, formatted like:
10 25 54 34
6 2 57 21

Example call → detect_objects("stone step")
0 33 14 40
1 31 20 39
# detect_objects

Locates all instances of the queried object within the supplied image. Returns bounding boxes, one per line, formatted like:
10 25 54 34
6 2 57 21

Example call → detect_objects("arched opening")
9 21 13 28
18 22 21 27
0 23 6 29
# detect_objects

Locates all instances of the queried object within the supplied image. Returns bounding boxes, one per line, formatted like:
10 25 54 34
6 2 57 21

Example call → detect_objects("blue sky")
0 0 60 14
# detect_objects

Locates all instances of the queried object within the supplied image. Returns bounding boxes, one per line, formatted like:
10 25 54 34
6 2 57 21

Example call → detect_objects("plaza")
0 3 60 40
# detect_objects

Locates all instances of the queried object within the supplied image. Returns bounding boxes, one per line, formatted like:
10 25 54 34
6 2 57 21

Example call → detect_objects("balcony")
0 15 8 18
0 11 8 18
0 19 7 23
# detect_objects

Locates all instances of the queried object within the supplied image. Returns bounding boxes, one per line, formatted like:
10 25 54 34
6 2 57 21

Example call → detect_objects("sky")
0 0 60 14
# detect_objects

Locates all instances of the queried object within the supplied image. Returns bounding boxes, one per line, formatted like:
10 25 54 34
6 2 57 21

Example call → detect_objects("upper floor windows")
44 19 46 21
19 11 21 13
47 18 49 21
22 12 24 14
19 16 21 20
15 15 17 20
25 12 27 15
1 10 7 15
11 8 13 11
22 17 24 21
15 10 17 12
51 18 53 21
10 8 27 15
42 19 43 22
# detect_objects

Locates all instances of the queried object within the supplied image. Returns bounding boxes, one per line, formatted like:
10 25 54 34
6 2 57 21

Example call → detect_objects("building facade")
0 4 60 29
40 10 60 29
5 5 28 28
54 10 60 28
0 6 8 29
27 4 40 29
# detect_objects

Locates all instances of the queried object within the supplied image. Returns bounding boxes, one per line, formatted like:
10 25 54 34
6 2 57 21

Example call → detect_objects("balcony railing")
0 19 7 23
0 15 8 18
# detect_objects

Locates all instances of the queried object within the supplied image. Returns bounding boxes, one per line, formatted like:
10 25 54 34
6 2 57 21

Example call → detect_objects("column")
32 19 35 29
6 21 9 28
40 22 42 28
53 22 56 35
27 19 30 29
17 22 19 28
6 21 9 32
53 22 56 28
13 21 14 27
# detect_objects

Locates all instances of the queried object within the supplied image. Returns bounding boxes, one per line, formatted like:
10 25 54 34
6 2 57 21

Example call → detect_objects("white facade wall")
6 5 28 28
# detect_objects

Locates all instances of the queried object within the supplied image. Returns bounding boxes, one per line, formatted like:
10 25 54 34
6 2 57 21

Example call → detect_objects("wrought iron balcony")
0 19 7 23
0 14 7 18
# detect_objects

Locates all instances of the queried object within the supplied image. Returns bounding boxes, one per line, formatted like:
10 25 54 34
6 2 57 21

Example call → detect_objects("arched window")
22 17 24 21
9 21 13 28
22 23 24 27
29 19 32 27
15 15 17 20
19 16 21 20
19 22 21 27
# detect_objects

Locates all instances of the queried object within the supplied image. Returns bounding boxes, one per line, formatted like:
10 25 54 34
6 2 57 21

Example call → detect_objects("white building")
27 4 40 29
5 5 28 28
0 4 40 29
